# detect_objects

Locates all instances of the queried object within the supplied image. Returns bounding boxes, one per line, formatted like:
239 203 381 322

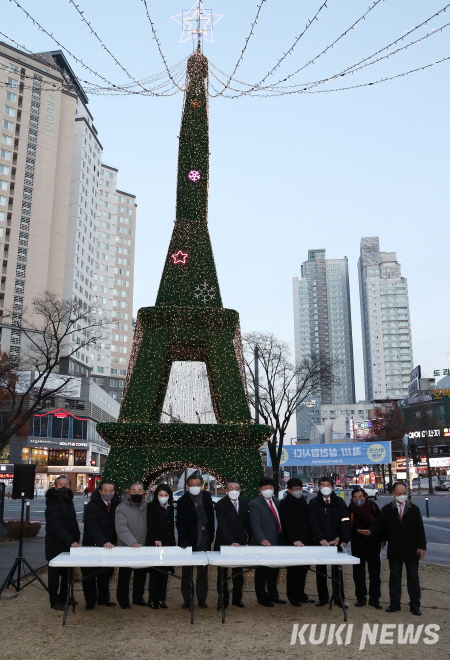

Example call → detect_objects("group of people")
44 473 427 616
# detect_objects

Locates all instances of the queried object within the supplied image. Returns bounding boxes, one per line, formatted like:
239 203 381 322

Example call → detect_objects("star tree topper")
171 0 223 44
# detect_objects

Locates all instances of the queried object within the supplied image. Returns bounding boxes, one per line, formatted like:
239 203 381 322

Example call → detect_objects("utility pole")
403 433 411 499
254 344 260 424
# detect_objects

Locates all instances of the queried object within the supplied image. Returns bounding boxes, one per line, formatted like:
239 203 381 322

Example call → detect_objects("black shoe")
300 597 315 604
410 607 422 616
98 601 116 607
132 599 147 606
386 604 401 613
159 601 168 609
316 600 329 607
368 600 383 610
119 603 131 609
270 598 287 604
333 599 348 608
232 601 245 608
148 602 160 609
258 600 274 607
182 601 190 609
198 600 208 608
289 601 303 607
355 600 366 608
50 602 66 611
85 604 95 610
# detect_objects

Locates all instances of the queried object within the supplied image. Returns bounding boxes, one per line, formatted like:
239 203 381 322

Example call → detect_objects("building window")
0 149 11 160
0 164 10 175
1 135 13 146
6 92 17 103
0 196 5 207
110 391 118 399
109 379 116 387
96 366 104 373
4 107 15 117
0 180 7 190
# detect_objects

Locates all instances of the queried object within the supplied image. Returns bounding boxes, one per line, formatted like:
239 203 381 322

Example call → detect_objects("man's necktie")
398 504 404 519
268 499 282 534
107 502 111 512
325 499 330 506
233 500 238 512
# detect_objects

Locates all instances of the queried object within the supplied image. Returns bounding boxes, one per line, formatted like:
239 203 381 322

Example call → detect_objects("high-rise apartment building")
358 236 413 401
0 42 136 402
293 249 356 439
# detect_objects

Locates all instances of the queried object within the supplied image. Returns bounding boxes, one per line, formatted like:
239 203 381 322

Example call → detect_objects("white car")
358 485 379 499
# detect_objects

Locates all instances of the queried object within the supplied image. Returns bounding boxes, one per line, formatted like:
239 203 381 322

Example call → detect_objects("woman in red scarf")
348 487 384 609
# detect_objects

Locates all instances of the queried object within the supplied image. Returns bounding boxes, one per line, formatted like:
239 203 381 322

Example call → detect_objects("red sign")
0 473 13 479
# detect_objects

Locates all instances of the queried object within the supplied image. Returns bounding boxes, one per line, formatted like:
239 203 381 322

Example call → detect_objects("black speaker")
12 464 36 500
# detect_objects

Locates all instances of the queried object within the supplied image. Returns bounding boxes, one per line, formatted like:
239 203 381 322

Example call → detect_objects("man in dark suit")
279 477 314 607
358 481 426 616
214 480 251 608
82 479 121 609
308 477 351 608
249 476 285 607
176 473 215 608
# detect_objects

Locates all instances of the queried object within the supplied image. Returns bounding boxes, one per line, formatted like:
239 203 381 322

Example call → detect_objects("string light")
98 50 272 497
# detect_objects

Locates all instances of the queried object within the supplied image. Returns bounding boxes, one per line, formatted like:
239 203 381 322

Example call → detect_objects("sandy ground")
1 561 448 660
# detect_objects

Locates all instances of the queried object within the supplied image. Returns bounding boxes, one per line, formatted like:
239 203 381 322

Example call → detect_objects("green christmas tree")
98 49 272 496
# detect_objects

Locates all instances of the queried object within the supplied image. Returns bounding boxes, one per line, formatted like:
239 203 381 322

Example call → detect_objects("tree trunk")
424 442 434 495
387 463 393 492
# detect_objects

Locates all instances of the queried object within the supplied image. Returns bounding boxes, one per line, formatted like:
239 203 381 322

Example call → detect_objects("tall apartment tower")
293 249 356 439
358 236 413 401
0 42 136 401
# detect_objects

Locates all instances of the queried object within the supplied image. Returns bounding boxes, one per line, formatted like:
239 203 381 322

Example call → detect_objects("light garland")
99 49 273 498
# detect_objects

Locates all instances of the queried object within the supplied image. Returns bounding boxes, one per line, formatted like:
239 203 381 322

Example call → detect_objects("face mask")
131 493 143 504
353 499 365 507
261 489 273 499
188 486 201 496
101 493 114 503
320 487 332 497
158 496 169 505
227 490 240 500
395 494 407 504
291 490 303 499
57 486 70 494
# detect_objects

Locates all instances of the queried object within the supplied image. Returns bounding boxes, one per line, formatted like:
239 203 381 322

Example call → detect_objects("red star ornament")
171 250 189 264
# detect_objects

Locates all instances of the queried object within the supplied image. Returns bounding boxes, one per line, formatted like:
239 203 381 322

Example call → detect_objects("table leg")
336 566 347 623
219 566 226 624
189 566 195 625
62 568 72 627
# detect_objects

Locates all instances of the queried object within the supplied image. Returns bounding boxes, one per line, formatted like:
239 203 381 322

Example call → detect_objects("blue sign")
267 442 392 467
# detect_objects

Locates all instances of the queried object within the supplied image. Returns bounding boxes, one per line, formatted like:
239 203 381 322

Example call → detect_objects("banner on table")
267 442 392 467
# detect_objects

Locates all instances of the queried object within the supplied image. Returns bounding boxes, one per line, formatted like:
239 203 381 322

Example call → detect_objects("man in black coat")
250 477 285 607
176 474 215 608
45 475 81 610
358 481 426 615
81 479 121 609
279 478 314 606
308 477 351 607
214 480 251 608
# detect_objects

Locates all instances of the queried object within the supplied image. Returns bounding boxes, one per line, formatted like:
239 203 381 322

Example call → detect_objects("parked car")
435 482 450 491
351 484 379 499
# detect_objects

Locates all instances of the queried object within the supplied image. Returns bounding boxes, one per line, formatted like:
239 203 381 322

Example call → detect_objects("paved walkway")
0 536 47 587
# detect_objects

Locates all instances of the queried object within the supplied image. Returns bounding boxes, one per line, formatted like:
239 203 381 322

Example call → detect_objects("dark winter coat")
176 490 215 550
279 492 312 546
146 501 175 547
249 495 282 546
214 495 251 550
45 487 80 561
369 500 427 563
82 489 121 547
348 499 381 560
308 492 351 545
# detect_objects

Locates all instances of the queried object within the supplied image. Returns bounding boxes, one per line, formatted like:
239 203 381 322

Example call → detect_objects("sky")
2 0 449 413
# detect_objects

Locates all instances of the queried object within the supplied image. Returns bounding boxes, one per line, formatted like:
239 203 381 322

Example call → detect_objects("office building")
0 41 136 402
358 237 413 401
293 249 356 439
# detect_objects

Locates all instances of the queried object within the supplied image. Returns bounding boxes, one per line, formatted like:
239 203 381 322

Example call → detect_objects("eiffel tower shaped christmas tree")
98 49 272 495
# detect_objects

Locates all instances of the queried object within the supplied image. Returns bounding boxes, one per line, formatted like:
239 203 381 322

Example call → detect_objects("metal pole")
0 482 5 538
403 434 411 499
83 501 88 523
25 501 30 523
254 344 260 424
425 497 429 518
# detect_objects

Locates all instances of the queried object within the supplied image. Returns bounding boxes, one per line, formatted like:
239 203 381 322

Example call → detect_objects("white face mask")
188 486 201 496
291 490 303 499
261 488 273 499
320 487 332 497
158 496 169 505
395 494 407 504
227 490 240 500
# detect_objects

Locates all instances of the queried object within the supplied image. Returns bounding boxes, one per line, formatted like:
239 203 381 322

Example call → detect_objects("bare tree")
407 401 443 495
369 400 406 490
242 331 335 491
0 291 111 455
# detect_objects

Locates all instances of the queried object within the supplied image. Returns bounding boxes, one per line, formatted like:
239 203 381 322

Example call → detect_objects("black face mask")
131 494 143 504
57 486 70 494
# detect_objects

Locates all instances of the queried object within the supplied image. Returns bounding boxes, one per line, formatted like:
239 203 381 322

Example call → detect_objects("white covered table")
207 546 360 622
49 546 208 625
